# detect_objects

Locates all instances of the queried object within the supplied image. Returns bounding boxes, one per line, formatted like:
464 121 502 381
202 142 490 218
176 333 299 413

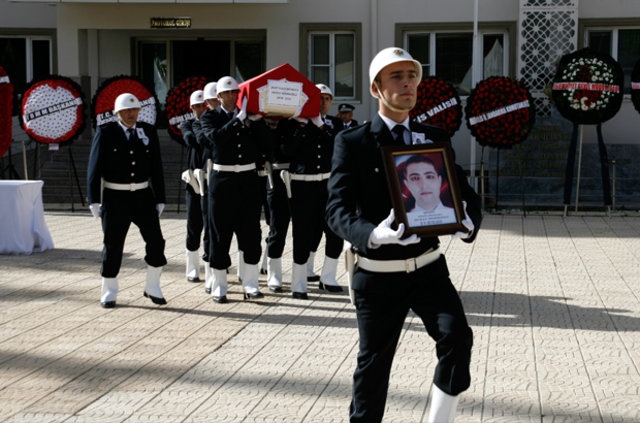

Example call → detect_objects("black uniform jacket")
198 106 266 166
179 119 204 170
280 119 333 175
87 121 166 204
326 114 482 262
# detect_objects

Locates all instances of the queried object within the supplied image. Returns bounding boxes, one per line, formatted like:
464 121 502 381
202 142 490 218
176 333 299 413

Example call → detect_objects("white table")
0 180 54 254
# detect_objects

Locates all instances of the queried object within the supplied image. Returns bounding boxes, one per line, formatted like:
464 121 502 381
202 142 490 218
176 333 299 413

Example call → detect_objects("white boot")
427 384 460 423
267 257 283 292
144 265 167 305
291 262 308 299
319 256 343 292
237 251 245 282
186 249 200 282
306 251 320 281
211 268 228 303
242 263 264 299
204 264 213 294
100 277 118 308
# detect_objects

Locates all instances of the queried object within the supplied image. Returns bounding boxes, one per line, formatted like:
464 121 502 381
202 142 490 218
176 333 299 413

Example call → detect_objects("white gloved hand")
293 116 308 124
451 201 474 240
368 209 420 248
236 97 248 122
89 203 101 219
311 114 324 127
156 203 165 217
248 113 263 121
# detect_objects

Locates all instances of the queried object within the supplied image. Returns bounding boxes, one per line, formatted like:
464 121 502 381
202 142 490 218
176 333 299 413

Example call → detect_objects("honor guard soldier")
179 89 207 283
199 76 266 303
199 82 219 294
279 84 344 298
262 119 294 292
326 47 482 423
300 83 345 288
338 103 358 129
87 92 168 309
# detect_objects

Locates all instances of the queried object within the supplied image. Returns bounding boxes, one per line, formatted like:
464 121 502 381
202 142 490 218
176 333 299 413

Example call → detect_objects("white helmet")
316 83 333 98
203 82 218 100
190 90 205 106
114 93 141 113
216 76 240 94
369 47 423 97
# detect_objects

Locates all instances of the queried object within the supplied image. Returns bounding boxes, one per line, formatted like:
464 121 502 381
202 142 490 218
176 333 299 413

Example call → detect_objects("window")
0 36 52 114
585 27 640 95
404 29 508 96
301 23 361 101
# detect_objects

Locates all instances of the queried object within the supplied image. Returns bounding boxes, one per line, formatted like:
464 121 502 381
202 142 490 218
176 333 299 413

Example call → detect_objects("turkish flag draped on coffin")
237 63 321 119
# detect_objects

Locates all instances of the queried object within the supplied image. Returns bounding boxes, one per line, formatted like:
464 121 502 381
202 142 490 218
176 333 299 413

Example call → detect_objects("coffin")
238 63 320 118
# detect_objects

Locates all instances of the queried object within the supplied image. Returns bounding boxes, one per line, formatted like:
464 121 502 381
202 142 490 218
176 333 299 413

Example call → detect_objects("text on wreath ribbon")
469 100 530 126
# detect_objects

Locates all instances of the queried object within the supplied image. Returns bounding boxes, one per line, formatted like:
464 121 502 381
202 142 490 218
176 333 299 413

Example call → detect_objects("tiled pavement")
1 210 640 422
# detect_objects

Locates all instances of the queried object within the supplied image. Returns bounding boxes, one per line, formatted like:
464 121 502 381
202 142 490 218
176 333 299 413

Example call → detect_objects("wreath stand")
66 144 85 211
1 139 25 179
562 122 612 216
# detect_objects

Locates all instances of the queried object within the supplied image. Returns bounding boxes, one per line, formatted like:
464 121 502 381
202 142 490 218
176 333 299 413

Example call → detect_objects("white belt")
212 163 256 173
103 181 149 191
290 172 331 182
357 248 440 273
272 163 290 170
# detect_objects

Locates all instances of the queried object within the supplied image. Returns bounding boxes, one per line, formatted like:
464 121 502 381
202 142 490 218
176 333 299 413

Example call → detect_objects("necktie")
392 125 407 144
127 127 136 141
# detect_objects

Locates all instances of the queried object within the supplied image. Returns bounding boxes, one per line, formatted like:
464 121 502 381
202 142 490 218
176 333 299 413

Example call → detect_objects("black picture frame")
381 143 468 237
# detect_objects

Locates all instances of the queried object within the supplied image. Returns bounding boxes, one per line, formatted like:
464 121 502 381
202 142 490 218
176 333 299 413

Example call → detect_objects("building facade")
2 0 640 208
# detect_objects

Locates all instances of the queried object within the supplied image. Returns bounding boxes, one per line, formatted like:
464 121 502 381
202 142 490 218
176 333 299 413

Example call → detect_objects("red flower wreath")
410 77 463 137
551 47 623 125
465 76 535 149
0 66 13 158
165 76 206 142
91 75 159 128
19 75 86 145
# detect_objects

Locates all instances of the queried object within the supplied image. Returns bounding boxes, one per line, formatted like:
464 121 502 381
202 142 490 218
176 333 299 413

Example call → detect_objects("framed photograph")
381 143 468 238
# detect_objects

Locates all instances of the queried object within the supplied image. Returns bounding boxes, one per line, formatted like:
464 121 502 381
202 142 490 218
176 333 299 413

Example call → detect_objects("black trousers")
185 185 203 252
290 179 343 265
349 256 473 423
265 170 290 259
100 188 167 277
208 170 262 269
201 177 210 263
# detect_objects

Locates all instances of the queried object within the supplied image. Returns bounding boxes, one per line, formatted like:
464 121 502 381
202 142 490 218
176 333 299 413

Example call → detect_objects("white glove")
156 203 165 217
248 113 263 121
89 203 101 219
311 114 324 127
293 116 308 124
236 97 248 122
452 201 474 240
368 209 420 248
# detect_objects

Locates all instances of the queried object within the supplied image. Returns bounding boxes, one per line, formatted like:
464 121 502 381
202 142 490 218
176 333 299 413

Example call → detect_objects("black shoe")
292 291 309 300
187 276 201 282
143 291 167 305
268 286 283 293
212 295 228 304
319 282 344 293
244 291 264 300
100 300 116 308
307 275 320 282
205 287 212 294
